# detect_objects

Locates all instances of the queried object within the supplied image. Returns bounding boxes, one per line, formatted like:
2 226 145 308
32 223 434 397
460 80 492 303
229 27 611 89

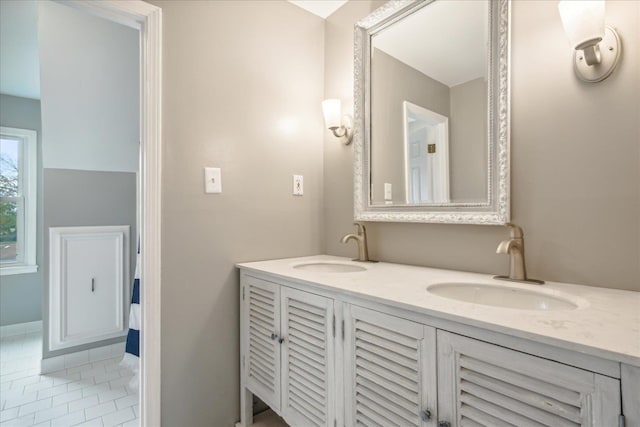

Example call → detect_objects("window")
0 126 37 275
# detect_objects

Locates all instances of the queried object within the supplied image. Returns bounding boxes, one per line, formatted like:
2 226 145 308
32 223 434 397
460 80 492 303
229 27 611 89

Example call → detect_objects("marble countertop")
237 255 640 367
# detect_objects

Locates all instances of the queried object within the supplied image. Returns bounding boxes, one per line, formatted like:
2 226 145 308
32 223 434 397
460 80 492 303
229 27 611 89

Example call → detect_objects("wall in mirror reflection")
369 0 489 206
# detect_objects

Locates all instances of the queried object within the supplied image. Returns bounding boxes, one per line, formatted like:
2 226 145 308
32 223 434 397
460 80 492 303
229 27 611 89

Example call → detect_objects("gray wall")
0 94 43 326
449 77 487 202
37 1 140 357
323 0 385 258
371 49 450 203
42 169 137 358
324 0 640 292
371 50 489 204
38 0 139 173
150 1 325 425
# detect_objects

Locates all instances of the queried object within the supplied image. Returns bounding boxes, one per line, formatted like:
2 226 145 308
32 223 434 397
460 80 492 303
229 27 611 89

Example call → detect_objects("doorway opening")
0 1 161 425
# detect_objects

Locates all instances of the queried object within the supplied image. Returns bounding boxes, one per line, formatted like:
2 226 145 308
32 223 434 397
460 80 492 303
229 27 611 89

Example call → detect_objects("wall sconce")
558 0 621 83
322 99 353 145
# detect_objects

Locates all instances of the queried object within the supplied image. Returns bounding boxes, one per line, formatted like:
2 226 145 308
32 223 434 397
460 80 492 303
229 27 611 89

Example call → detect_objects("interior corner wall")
323 0 387 256
0 94 43 326
370 49 450 204
324 0 640 292
149 1 325 425
449 77 487 202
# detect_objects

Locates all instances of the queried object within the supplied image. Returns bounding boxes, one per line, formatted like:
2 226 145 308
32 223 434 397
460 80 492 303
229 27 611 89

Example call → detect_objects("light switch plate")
293 175 303 196
205 167 222 193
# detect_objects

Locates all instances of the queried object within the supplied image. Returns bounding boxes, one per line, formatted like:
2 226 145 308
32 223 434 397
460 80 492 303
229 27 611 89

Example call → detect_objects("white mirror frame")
354 0 511 224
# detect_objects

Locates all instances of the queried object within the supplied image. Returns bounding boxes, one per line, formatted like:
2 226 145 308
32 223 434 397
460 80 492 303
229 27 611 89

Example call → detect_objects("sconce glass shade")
558 0 605 50
321 98 353 145
322 99 342 129
557 0 621 83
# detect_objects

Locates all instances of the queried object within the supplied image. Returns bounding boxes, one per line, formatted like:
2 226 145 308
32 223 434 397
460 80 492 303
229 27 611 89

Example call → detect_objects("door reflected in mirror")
404 101 450 205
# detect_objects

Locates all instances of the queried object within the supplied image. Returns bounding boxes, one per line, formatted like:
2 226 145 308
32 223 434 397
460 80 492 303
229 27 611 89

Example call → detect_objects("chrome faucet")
341 223 372 262
494 223 544 284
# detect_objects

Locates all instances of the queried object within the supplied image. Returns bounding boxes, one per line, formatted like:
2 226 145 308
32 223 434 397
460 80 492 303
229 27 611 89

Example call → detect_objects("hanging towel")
120 254 140 392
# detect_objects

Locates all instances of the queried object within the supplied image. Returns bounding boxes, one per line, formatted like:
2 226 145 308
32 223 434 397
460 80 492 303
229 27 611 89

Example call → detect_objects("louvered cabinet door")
437 331 621 427
281 288 335 427
344 305 438 427
243 276 282 412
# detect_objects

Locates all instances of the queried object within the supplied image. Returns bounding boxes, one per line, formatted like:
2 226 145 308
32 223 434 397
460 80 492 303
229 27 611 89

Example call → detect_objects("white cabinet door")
281 287 335 427
437 331 621 427
621 364 640 427
243 276 282 412
344 305 438 427
49 226 129 351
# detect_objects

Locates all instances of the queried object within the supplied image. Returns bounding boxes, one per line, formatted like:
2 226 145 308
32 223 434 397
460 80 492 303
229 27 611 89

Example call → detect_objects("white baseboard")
2 321 126 374
0 320 43 338
41 341 126 374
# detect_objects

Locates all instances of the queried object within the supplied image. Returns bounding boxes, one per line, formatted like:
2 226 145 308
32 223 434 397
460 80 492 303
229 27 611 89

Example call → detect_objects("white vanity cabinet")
437 331 621 427
241 275 336 427
238 265 634 427
343 305 437 427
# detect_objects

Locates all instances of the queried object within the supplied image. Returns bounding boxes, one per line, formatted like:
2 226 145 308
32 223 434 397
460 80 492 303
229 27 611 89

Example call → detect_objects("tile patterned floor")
0 332 138 427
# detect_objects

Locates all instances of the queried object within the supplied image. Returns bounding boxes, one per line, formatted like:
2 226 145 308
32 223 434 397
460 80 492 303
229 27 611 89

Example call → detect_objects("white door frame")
55 1 163 425
402 101 450 204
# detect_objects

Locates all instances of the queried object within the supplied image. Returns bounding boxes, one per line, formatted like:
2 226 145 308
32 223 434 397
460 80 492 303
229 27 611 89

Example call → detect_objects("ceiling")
0 0 40 99
373 0 488 87
288 0 348 19
0 0 483 98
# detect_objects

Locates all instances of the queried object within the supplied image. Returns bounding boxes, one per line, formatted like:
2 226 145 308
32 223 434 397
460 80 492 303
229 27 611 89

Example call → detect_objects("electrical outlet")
384 182 392 200
293 175 303 196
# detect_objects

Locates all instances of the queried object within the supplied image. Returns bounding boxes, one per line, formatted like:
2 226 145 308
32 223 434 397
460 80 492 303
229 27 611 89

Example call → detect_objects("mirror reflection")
370 0 490 206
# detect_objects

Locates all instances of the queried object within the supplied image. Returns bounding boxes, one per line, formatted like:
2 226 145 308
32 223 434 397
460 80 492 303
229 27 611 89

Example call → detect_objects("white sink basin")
293 262 367 273
427 282 585 311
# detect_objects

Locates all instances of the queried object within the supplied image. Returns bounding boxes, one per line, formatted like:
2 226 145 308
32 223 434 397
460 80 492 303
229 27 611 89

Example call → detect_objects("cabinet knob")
270 333 278 340
278 337 285 344
438 422 450 427
420 409 432 421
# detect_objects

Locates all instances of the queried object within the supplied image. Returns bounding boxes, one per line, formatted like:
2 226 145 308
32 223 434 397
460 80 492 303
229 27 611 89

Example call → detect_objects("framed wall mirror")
353 0 510 224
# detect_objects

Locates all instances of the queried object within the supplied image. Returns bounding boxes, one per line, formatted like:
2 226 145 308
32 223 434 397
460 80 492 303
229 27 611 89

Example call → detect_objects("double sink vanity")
237 256 639 427
238 0 639 426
